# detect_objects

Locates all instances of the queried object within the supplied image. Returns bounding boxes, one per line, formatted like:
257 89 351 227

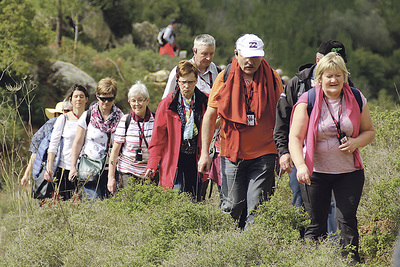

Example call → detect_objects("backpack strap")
350 87 363 113
223 63 231 83
307 87 363 117
307 88 316 117
85 109 91 126
124 113 132 136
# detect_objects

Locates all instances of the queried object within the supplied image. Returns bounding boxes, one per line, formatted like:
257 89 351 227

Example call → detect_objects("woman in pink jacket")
145 60 208 201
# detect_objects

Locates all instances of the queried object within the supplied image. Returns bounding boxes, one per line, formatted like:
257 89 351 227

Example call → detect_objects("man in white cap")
162 34 219 99
198 34 283 229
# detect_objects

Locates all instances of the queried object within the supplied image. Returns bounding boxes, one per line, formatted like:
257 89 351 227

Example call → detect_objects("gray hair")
194 34 216 50
128 81 149 99
63 100 73 109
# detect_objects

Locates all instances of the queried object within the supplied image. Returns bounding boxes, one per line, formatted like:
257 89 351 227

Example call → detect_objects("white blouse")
77 110 114 160
48 114 79 170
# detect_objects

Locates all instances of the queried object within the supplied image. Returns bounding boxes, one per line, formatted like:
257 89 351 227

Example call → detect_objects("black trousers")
54 167 77 201
174 153 201 201
300 170 364 257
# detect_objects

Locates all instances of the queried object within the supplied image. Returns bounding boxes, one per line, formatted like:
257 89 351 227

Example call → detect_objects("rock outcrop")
132 21 159 51
48 61 97 94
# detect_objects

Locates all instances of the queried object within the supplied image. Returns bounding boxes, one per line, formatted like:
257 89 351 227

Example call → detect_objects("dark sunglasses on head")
97 95 115 102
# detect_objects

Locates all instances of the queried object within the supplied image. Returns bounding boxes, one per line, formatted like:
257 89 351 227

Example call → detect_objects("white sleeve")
78 110 89 130
162 66 178 99
48 115 66 154
114 114 128 143
163 26 174 44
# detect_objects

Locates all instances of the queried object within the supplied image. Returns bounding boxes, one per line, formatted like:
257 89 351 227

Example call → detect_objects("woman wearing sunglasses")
145 60 208 201
107 81 155 195
44 85 89 200
69 77 123 200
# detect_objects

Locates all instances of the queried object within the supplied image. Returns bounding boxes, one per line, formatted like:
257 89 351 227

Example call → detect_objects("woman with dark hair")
69 78 123 200
289 52 375 265
145 60 208 201
44 84 89 200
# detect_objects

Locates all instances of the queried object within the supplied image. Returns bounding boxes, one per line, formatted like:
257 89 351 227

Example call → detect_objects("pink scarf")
293 83 363 175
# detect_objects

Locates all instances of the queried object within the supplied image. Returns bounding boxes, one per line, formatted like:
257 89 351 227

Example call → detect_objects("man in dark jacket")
274 40 352 235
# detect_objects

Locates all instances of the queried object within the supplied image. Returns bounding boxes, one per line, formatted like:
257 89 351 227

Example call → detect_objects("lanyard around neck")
243 80 254 112
323 93 344 138
72 110 79 119
199 72 213 89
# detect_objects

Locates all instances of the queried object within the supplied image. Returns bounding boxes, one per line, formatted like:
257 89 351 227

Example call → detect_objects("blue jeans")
82 170 110 201
289 166 337 234
220 154 276 228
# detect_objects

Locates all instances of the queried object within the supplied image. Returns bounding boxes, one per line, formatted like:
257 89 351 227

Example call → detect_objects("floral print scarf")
90 102 123 133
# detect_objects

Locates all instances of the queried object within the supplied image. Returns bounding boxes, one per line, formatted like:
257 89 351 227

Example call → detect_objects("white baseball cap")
236 34 264 58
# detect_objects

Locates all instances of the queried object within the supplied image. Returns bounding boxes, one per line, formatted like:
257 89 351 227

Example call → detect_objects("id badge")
247 112 255 126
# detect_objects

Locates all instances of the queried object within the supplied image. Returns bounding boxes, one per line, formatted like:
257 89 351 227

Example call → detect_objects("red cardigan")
146 88 208 188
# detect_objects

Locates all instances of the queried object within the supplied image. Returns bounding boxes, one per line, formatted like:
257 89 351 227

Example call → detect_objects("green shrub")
255 184 310 243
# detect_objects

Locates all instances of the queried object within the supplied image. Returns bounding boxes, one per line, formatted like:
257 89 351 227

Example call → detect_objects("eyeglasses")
97 95 115 102
63 109 71 113
130 98 147 104
178 80 196 86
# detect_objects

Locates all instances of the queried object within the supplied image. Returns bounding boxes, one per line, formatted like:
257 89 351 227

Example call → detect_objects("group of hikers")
22 33 375 266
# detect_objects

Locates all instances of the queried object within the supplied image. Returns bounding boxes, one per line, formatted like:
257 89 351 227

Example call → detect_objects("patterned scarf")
179 93 198 140
90 102 123 133
131 107 152 122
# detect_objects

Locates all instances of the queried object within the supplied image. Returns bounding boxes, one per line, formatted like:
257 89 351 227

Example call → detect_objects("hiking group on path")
21 33 375 266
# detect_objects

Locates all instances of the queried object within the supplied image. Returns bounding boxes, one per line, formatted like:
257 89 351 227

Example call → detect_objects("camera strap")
137 121 149 148
323 93 343 140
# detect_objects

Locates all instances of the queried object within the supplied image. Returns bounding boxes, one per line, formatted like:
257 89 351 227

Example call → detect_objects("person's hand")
144 169 155 179
107 177 117 195
279 153 293 174
198 154 211 174
20 174 29 186
68 167 78 182
339 137 357 154
296 164 311 185
44 169 53 182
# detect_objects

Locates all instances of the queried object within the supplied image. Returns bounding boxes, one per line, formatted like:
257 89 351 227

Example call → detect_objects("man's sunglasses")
97 95 115 102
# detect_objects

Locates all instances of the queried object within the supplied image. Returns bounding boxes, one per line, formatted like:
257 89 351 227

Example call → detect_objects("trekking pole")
274 167 283 189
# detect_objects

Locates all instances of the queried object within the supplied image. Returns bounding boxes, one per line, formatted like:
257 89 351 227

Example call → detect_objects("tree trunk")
73 13 79 61
55 0 62 47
